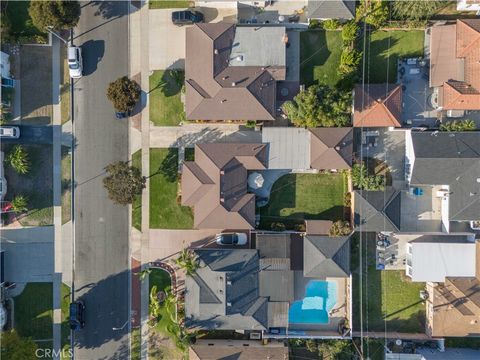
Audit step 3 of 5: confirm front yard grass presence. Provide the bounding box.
[132,150,142,231]
[60,46,71,125]
[150,148,193,229]
[300,30,343,87]
[149,0,193,9]
[14,283,53,340]
[149,70,185,126]
[61,146,71,224]
[60,283,71,354]
[352,233,426,334]
[364,30,424,84]
[259,173,346,229]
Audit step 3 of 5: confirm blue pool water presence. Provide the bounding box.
[288,280,337,324]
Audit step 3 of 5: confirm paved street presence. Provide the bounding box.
[73,2,130,359]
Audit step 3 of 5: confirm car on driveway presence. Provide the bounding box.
[171,10,204,26]
[67,46,83,79]
[215,232,248,246]
[69,301,86,330]
[0,126,20,139]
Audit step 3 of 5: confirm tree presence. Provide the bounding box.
[305,339,318,353]
[322,19,341,30]
[341,21,359,44]
[440,119,476,131]
[356,0,389,28]
[149,285,162,321]
[106,76,141,112]
[351,164,385,190]
[329,220,352,237]
[338,48,362,75]
[318,340,354,360]
[0,330,38,360]
[103,161,146,205]
[29,1,81,30]
[282,85,351,128]
[174,248,199,275]
[11,195,28,213]
[391,0,444,21]
[7,145,30,175]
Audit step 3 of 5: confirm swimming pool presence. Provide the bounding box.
[288,280,337,324]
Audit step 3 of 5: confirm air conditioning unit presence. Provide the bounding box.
[250,332,262,340]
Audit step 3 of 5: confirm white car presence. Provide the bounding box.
[215,232,248,246]
[0,126,20,138]
[68,46,83,78]
[0,152,6,201]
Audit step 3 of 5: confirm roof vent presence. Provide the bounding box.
[231,82,236,87]
[220,197,225,203]
[235,55,243,61]
[476,178,480,183]
[214,49,219,55]
[221,99,227,103]
[335,146,341,151]
[227,280,232,285]
[227,302,232,306]
[222,76,228,80]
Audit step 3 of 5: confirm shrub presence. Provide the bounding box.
[344,192,351,207]
[352,164,385,190]
[103,161,146,205]
[244,120,256,129]
[106,76,141,112]
[7,145,31,175]
[11,195,28,213]
[341,21,359,44]
[322,19,341,30]
[338,48,362,75]
[29,1,81,30]
[270,222,286,232]
[305,339,318,353]
[329,220,352,237]
[440,120,476,132]
[308,19,322,29]
[294,223,306,232]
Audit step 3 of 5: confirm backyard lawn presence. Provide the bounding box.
[364,30,424,84]
[132,150,142,231]
[150,148,193,229]
[149,70,185,126]
[149,0,193,9]
[259,173,346,229]
[300,30,343,88]
[352,233,426,334]
[14,283,53,340]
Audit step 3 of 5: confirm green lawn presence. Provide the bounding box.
[150,148,193,229]
[14,283,53,339]
[149,0,193,9]
[132,150,142,231]
[149,70,185,126]
[352,233,426,333]
[3,0,48,42]
[364,30,424,83]
[300,30,343,87]
[259,173,345,229]
[60,283,71,355]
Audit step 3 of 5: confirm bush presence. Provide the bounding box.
[7,145,31,175]
[294,223,306,232]
[244,120,256,129]
[356,0,388,28]
[342,21,359,44]
[322,19,341,30]
[308,19,322,29]
[305,339,318,353]
[11,195,28,213]
[352,164,385,190]
[344,192,351,207]
[329,220,352,237]
[29,1,81,30]
[338,48,362,75]
[440,120,476,132]
[106,76,141,112]
[270,222,286,232]
[103,161,146,205]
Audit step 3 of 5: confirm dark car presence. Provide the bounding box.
[115,110,131,119]
[69,301,85,330]
[171,10,204,26]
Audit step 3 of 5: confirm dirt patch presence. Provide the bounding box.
[149,331,182,360]
[20,45,52,125]
[2,143,53,226]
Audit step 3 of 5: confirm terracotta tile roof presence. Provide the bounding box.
[442,81,480,110]
[181,143,267,229]
[309,127,353,169]
[353,84,402,127]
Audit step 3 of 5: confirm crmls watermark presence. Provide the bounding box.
[35,348,74,359]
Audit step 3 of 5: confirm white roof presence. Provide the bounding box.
[262,127,310,170]
[410,241,476,282]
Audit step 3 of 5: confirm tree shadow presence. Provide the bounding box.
[300,30,329,87]
[81,39,105,76]
[150,70,184,97]
[150,148,178,183]
[91,1,129,20]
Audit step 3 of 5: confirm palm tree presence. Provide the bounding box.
[135,268,151,281]
[11,195,28,213]
[7,145,30,175]
[174,249,199,275]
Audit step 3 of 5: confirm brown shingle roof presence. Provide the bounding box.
[185,23,285,121]
[353,84,402,127]
[309,127,353,170]
[181,143,267,229]
[189,341,289,360]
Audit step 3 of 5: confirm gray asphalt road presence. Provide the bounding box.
[72,2,130,359]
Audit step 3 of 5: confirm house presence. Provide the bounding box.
[181,143,267,229]
[189,340,289,360]
[307,0,356,21]
[309,128,353,170]
[406,131,480,233]
[429,20,480,114]
[185,233,352,337]
[353,84,403,128]
[185,23,287,121]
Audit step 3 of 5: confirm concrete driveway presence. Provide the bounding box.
[0,227,54,283]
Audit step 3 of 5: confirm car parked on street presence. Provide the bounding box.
[0,152,6,201]
[171,10,204,26]
[215,232,248,246]
[69,301,86,330]
[68,46,83,79]
[0,126,20,139]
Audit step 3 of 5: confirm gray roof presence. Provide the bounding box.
[410,132,480,221]
[259,270,294,302]
[262,127,311,170]
[303,235,350,278]
[185,249,268,331]
[256,233,291,259]
[354,188,402,232]
[307,0,356,20]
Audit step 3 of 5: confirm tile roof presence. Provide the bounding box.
[185,23,286,121]
[353,84,402,127]
[309,127,353,170]
[181,143,267,229]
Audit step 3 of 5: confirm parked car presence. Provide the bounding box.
[67,46,83,79]
[171,10,204,26]
[0,152,6,201]
[0,126,20,139]
[215,232,248,246]
[69,301,86,330]
[115,110,131,119]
